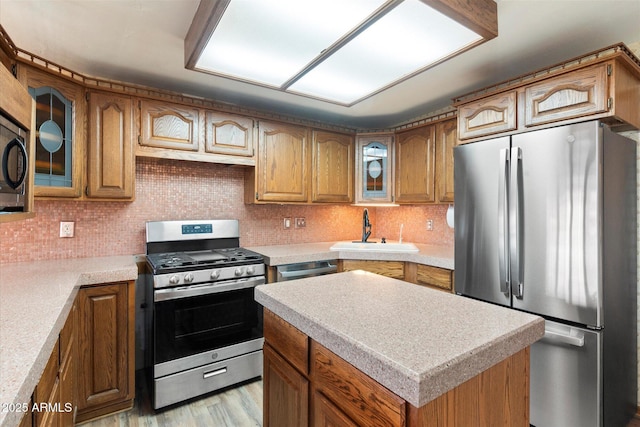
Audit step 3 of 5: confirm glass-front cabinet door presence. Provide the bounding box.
[355,134,394,204]
[25,68,84,197]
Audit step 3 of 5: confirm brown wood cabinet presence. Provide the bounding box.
[394,117,456,204]
[139,99,199,151]
[435,118,456,203]
[86,91,135,199]
[311,130,354,203]
[76,281,135,423]
[456,47,640,142]
[457,91,517,140]
[25,301,77,427]
[204,111,254,157]
[264,309,531,427]
[405,264,454,292]
[22,66,86,199]
[246,121,309,203]
[524,62,609,127]
[340,259,405,279]
[354,134,395,204]
[395,125,435,203]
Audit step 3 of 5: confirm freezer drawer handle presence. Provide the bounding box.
[544,329,585,347]
[203,367,227,379]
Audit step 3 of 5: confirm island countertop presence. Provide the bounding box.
[255,270,544,407]
[0,256,138,427]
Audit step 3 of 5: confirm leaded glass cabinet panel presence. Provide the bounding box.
[354,134,394,204]
[25,68,84,197]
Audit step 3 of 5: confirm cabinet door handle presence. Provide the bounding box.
[203,367,227,379]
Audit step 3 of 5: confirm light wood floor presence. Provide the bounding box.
[78,374,263,427]
[76,372,640,427]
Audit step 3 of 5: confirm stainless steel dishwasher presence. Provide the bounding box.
[275,260,338,282]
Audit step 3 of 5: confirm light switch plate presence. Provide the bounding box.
[60,221,74,238]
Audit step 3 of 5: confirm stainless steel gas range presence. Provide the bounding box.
[145,219,264,409]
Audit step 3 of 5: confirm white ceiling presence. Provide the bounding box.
[1,0,639,130]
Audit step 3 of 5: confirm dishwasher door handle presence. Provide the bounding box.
[278,264,337,279]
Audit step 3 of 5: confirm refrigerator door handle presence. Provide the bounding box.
[510,146,524,298]
[498,148,510,295]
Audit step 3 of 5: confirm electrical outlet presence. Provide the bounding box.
[426,219,434,231]
[295,217,306,228]
[60,221,75,238]
[283,217,292,229]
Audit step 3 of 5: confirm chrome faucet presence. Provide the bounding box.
[361,208,372,242]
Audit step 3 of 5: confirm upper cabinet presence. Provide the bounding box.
[24,67,85,198]
[205,111,254,157]
[354,134,394,204]
[86,91,135,199]
[311,130,353,203]
[455,47,640,142]
[139,100,199,151]
[457,91,517,140]
[136,100,255,166]
[395,126,435,203]
[247,121,309,203]
[394,117,456,205]
[435,118,456,203]
[524,63,609,127]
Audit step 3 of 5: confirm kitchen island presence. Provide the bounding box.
[255,270,544,426]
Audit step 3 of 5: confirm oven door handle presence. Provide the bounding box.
[154,276,265,302]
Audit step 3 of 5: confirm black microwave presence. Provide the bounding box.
[0,114,28,212]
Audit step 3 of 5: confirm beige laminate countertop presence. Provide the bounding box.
[0,256,138,427]
[255,271,544,407]
[247,241,454,269]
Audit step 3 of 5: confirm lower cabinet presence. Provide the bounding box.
[76,281,135,423]
[339,260,454,292]
[23,300,77,427]
[21,281,135,426]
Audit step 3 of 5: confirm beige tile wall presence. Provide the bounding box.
[0,157,453,264]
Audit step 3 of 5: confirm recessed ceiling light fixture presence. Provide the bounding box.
[185,0,497,106]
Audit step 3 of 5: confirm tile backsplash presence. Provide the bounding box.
[0,157,453,264]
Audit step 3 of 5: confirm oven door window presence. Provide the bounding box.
[154,286,262,364]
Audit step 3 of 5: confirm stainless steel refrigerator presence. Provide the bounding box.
[454,120,637,427]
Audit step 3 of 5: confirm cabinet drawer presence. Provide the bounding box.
[458,91,517,140]
[311,342,406,427]
[313,390,358,427]
[415,265,453,292]
[340,260,404,279]
[524,63,609,127]
[264,309,309,375]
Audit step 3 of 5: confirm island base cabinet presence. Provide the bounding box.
[76,281,135,423]
[407,347,530,427]
[263,309,531,427]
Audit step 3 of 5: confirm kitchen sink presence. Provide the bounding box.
[329,241,419,253]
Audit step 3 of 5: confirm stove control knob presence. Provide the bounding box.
[169,275,180,285]
[210,270,220,280]
[184,273,195,283]
[234,267,245,277]
[246,266,255,275]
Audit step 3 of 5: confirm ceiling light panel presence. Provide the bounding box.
[195,0,388,87]
[287,0,483,104]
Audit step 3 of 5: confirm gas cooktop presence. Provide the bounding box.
[147,247,264,274]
